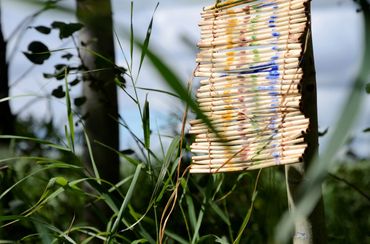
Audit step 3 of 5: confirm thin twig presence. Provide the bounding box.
[329,173,370,202]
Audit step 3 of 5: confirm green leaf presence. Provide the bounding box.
[115,74,126,89]
[153,136,180,202]
[366,83,370,93]
[61,53,74,60]
[55,176,68,187]
[0,135,71,152]
[23,41,51,64]
[74,96,86,107]
[132,239,148,244]
[120,149,135,155]
[364,127,370,133]
[233,191,258,244]
[69,78,80,86]
[51,86,66,98]
[108,164,143,240]
[34,25,51,34]
[84,131,100,182]
[164,230,188,244]
[142,96,150,149]
[51,21,83,39]
[65,76,75,152]
[138,2,159,75]
[209,201,231,226]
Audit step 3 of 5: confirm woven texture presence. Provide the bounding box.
[190,0,310,173]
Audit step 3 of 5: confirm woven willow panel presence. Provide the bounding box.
[190,0,309,173]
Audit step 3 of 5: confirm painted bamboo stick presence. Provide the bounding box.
[197,43,302,58]
[197,61,299,75]
[196,86,300,98]
[198,79,301,92]
[198,27,305,48]
[190,113,307,131]
[196,49,301,63]
[197,54,301,68]
[195,71,302,81]
[201,6,305,22]
[190,110,302,125]
[189,157,301,173]
[197,33,304,53]
[200,15,306,36]
[196,92,300,105]
[196,94,301,105]
[192,145,306,160]
[198,106,301,119]
[191,116,308,132]
[190,113,305,128]
[191,141,306,155]
[197,68,303,81]
[200,13,307,31]
[190,122,307,137]
[197,57,299,71]
[191,149,305,165]
[193,126,306,142]
[196,50,301,64]
[191,141,306,151]
[197,98,300,108]
[199,75,302,85]
[194,137,304,147]
[202,0,308,12]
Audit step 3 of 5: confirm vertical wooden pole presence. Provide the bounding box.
[0,3,15,143]
[76,0,120,231]
[285,1,327,243]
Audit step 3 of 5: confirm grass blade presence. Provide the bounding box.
[64,70,75,153]
[233,169,262,243]
[84,131,100,183]
[137,2,159,76]
[107,163,143,241]
[143,95,150,149]
[130,1,134,70]
[153,136,180,201]
[0,135,70,152]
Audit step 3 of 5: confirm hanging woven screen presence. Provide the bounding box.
[189,0,310,173]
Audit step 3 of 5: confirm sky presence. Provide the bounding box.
[2,0,369,157]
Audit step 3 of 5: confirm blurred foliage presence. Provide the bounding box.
[0,0,370,243]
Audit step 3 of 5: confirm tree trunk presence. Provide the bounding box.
[0,4,15,143]
[285,1,327,243]
[76,0,120,229]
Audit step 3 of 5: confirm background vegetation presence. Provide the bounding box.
[0,0,369,243]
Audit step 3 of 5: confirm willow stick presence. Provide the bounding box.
[203,0,307,12]
[195,67,303,78]
[200,15,306,35]
[201,7,306,22]
[198,28,304,48]
[197,33,304,52]
[197,43,302,58]
[200,15,307,36]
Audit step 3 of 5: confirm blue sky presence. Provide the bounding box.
[2,0,369,156]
